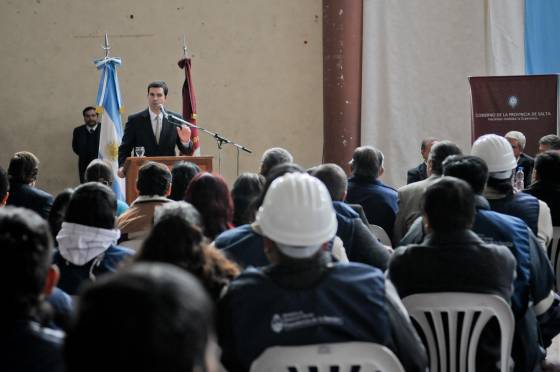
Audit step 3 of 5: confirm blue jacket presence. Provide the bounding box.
[488,191,540,236]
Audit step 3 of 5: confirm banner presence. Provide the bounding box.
[469,75,558,156]
[95,57,125,201]
[178,57,200,155]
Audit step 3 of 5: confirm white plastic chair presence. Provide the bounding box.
[369,224,392,247]
[548,226,560,290]
[249,342,405,372]
[402,292,514,372]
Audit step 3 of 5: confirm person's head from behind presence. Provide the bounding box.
[260,147,294,178]
[471,134,517,194]
[65,182,116,229]
[422,177,475,234]
[8,151,40,185]
[153,201,202,227]
[48,188,73,240]
[2,207,58,319]
[350,146,384,179]
[85,159,114,186]
[185,173,233,240]
[137,161,172,197]
[231,173,265,226]
[505,131,526,159]
[539,134,560,153]
[256,173,337,264]
[311,163,347,202]
[0,166,9,206]
[534,150,560,184]
[421,137,438,162]
[65,263,217,372]
[427,140,463,176]
[169,161,201,201]
[442,155,488,195]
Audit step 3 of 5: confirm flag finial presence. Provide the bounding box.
[102,33,111,58]
[182,34,189,58]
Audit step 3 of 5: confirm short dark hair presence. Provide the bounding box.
[429,141,463,175]
[0,166,9,199]
[147,81,169,96]
[85,159,114,186]
[65,182,116,229]
[351,146,384,178]
[8,151,40,184]
[82,106,97,116]
[169,161,201,201]
[421,137,438,151]
[534,150,560,184]
[260,148,294,178]
[539,134,560,150]
[1,207,53,318]
[48,188,74,240]
[65,263,214,372]
[231,173,265,226]
[422,177,475,232]
[311,163,347,201]
[442,155,488,195]
[137,162,172,196]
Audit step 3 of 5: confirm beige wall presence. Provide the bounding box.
[0,0,323,195]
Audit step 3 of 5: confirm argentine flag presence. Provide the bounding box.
[95,57,125,201]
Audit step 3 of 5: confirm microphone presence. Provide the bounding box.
[159,104,169,119]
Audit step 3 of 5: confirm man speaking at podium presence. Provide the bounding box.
[118,81,193,177]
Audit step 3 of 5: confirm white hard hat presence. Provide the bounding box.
[471,134,517,176]
[255,173,337,258]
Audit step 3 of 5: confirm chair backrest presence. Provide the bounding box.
[249,342,405,372]
[548,226,560,290]
[402,292,514,372]
[369,224,392,247]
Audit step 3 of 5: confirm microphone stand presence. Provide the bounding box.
[161,108,252,175]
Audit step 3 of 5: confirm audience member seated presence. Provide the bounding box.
[6,151,53,219]
[524,151,560,227]
[185,172,234,241]
[389,177,517,372]
[472,134,552,247]
[2,207,64,372]
[218,173,428,372]
[311,163,390,268]
[85,159,128,216]
[65,263,218,372]
[231,172,265,226]
[345,146,398,241]
[53,182,134,295]
[539,134,560,153]
[0,165,9,206]
[505,130,534,188]
[400,155,560,372]
[214,163,347,267]
[48,188,73,244]
[406,137,437,184]
[393,140,462,242]
[117,161,172,249]
[169,160,200,201]
[259,147,293,178]
[136,202,240,302]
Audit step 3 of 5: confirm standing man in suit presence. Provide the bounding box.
[406,137,437,184]
[117,81,193,177]
[72,106,101,183]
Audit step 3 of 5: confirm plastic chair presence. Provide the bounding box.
[548,226,560,290]
[249,342,405,372]
[369,224,392,247]
[402,292,514,372]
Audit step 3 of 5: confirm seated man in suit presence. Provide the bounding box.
[118,81,193,178]
[505,130,533,188]
[406,137,437,184]
[6,151,53,220]
[538,134,560,153]
[218,173,427,372]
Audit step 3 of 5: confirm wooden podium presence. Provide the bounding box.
[123,156,213,204]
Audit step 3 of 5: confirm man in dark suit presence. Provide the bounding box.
[72,106,101,183]
[6,151,53,220]
[506,131,533,188]
[406,137,437,184]
[118,81,193,177]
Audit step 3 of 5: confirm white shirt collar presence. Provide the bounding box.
[149,108,162,121]
[87,124,99,132]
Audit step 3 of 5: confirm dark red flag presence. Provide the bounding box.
[178,57,200,154]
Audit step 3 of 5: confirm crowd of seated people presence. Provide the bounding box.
[4,132,560,372]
